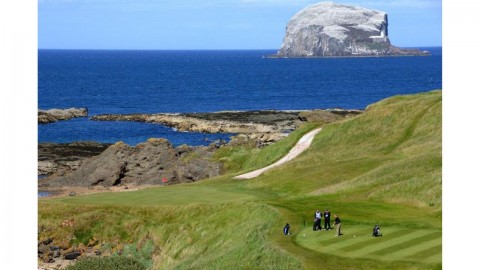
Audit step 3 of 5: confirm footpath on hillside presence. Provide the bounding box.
[234,128,322,179]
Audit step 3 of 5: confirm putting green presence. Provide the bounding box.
[295,225,441,264]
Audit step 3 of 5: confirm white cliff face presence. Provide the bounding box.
[277,2,426,57]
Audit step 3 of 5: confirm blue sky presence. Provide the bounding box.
[38,0,442,49]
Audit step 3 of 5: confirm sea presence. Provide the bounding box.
[38,48,442,146]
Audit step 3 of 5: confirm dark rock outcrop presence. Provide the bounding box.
[64,252,81,260]
[276,2,429,57]
[38,107,88,124]
[38,142,111,175]
[39,138,222,187]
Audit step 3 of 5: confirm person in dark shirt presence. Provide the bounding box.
[283,223,290,235]
[333,214,342,236]
[323,209,331,230]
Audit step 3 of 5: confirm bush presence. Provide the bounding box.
[65,256,146,270]
[66,240,154,270]
[121,240,155,269]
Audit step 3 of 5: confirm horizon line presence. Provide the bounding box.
[38,46,442,51]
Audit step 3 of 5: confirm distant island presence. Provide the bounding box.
[274,1,430,57]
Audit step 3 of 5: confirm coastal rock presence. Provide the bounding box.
[38,142,111,175]
[64,252,81,260]
[53,250,61,258]
[91,110,361,135]
[38,107,88,124]
[38,161,58,175]
[276,2,429,57]
[40,138,222,187]
[42,238,53,246]
[90,110,337,145]
[90,109,363,147]
[38,243,50,255]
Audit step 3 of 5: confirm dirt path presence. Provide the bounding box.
[234,127,322,179]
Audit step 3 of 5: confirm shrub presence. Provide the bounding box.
[66,240,154,270]
[65,256,146,270]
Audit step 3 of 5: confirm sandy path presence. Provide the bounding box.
[234,127,322,179]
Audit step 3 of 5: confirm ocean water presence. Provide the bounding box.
[38,48,442,146]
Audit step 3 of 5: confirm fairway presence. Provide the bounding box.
[296,225,441,264]
[51,185,258,206]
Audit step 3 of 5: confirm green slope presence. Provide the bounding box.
[244,90,442,207]
[39,90,442,270]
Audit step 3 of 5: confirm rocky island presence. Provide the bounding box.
[275,1,429,57]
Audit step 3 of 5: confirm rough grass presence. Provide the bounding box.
[39,202,302,269]
[50,185,259,206]
[213,123,320,174]
[65,256,147,270]
[39,90,442,269]
[245,90,442,208]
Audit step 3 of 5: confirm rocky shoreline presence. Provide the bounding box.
[90,109,361,135]
[38,108,88,124]
[38,109,362,191]
[37,234,129,270]
[90,110,302,134]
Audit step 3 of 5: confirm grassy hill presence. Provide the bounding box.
[39,90,442,269]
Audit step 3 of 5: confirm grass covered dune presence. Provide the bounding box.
[39,90,442,270]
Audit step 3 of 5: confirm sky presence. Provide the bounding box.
[38,0,442,50]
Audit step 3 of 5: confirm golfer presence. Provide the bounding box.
[333,214,342,236]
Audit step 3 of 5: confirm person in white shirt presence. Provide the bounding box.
[314,209,322,230]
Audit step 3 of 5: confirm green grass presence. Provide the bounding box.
[213,122,320,174]
[39,202,302,269]
[51,185,259,206]
[39,90,442,269]
[66,256,147,270]
[296,225,441,263]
